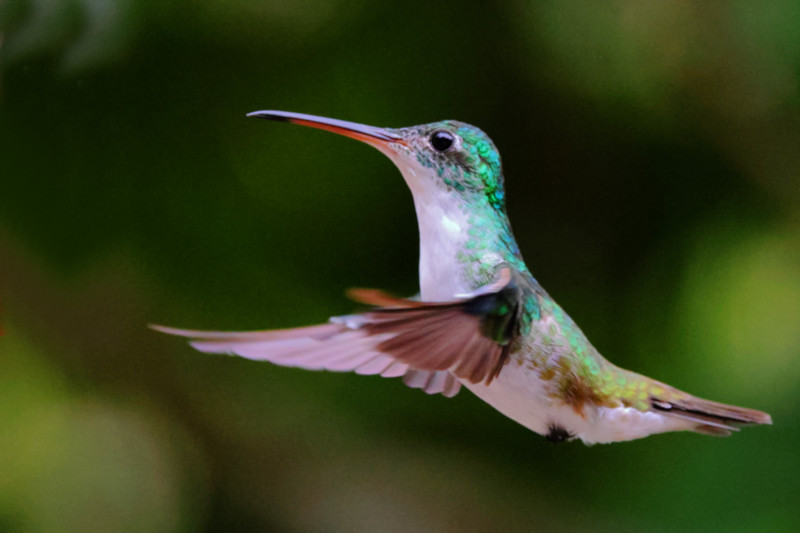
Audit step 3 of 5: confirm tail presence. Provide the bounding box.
[651,393,772,437]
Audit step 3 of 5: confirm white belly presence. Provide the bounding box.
[461,362,554,437]
[461,361,689,444]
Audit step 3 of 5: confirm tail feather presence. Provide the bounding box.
[652,395,772,437]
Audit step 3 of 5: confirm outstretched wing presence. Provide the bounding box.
[152,267,525,397]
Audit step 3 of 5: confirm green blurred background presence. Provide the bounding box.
[1,1,799,531]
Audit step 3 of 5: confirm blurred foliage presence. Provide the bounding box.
[1,0,799,531]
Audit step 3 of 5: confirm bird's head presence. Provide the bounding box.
[248,111,506,211]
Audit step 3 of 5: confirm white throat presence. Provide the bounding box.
[391,157,472,301]
[412,191,472,301]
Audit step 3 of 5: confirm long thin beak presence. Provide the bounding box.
[247,110,405,148]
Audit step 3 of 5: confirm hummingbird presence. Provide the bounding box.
[153,111,772,444]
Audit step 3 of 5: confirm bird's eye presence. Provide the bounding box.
[429,130,455,152]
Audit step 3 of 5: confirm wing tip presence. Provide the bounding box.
[149,323,189,336]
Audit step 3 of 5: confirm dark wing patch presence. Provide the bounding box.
[363,305,507,384]
[354,266,525,385]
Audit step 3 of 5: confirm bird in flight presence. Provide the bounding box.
[153,111,771,444]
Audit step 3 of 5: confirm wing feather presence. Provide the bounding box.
[153,266,523,397]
